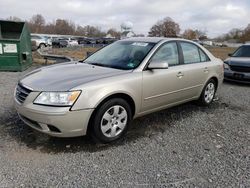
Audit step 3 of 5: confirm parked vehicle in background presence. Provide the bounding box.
[67,38,79,46]
[202,40,213,46]
[52,38,68,48]
[31,35,49,49]
[224,44,250,83]
[103,38,117,44]
[192,39,203,46]
[77,38,88,44]
[78,38,96,45]
[44,36,52,46]
[14,37,223,143]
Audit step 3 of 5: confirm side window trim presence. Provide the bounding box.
[144,41,181,70]
[176,41,184,65]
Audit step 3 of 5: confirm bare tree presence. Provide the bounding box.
[29,14,46,33]
[148,17,180,37]
[194,29,208,40]
[42,23,56,34]
[182,29,197,40]
[240,24,250,43]
[75,25,85,36]
[107,28,121,38]
[54,19,75,35]
[82,25,105,37]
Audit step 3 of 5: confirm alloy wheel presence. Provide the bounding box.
[204,82,215,103]
[100,105,128,138]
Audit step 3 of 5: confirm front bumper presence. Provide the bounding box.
[14,91,94,137]
[224,69,250,83]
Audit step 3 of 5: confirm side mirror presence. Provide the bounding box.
[148,60,169,69]
[228,53,232,57]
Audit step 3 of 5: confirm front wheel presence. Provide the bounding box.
[39,43,46,49]
[90,98,132,143]
[198,79,216,106]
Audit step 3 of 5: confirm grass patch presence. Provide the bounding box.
[207,47,236,60]
[33,46,238,64]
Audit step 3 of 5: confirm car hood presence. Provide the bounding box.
[20,62,131,91]
[225,57,250,67]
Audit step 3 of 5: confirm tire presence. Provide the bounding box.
[39,43,46,49]
[90,98,132,143]
[198,79,216,106]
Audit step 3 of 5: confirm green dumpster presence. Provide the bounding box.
[0,20,32,71]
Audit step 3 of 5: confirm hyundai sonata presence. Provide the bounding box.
[15,37,223,143]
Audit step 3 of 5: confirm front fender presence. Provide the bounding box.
[71,72,142,114]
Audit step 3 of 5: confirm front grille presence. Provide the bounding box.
[15,83,32,103]
[230,65,250,73]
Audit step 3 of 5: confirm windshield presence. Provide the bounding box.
[232,46,250,57]
[84,41,156,70]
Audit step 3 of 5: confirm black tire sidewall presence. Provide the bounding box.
[91,98,132,143]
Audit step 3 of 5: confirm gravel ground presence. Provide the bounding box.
[0,65,249,188]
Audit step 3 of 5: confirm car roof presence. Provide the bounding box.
[121,37,193,44]
[122,37,165,43]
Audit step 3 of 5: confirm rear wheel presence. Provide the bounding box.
[90,98,132,143]
[198,79,216,106]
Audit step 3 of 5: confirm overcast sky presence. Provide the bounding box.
[0,0,249,37]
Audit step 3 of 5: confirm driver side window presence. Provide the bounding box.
[151,42,179,66]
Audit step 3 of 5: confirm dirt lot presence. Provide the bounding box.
[207,47,236,60]
[49,47,99,60]
[47,46,236,61]
[0,60,249,187]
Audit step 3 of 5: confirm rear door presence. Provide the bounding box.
[177,41,211,97]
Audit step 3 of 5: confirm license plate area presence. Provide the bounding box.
[234,73,244,79]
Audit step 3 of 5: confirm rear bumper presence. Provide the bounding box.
[15,98,94,137]
[224,69,250,83]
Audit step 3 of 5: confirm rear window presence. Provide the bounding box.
[180,42,210,64]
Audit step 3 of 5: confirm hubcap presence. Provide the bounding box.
[101,105,128,138]
[204,82,215,103]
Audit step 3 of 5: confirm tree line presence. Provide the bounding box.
[6,15,250,42]
[148,17,207,40]
[6,15,121,38]
[215,26,250,43]
[5,15,206,39]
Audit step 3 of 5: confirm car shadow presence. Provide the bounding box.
[223,80,250,87]
[3,101,222,154]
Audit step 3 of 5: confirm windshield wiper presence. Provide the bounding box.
[87,62,109,68]
[84,61,125,70]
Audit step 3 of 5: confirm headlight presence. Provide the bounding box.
[224,63,230,69]
[34,91,81,106]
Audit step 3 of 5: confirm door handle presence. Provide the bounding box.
[204,67,209,73]
[177,72,184,78]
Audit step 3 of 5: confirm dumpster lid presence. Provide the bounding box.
[0,20,25,40]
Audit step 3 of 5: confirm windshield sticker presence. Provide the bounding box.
[132,42,148,47]
[127,63,135,68]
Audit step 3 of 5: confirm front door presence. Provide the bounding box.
[142,42,184,112]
